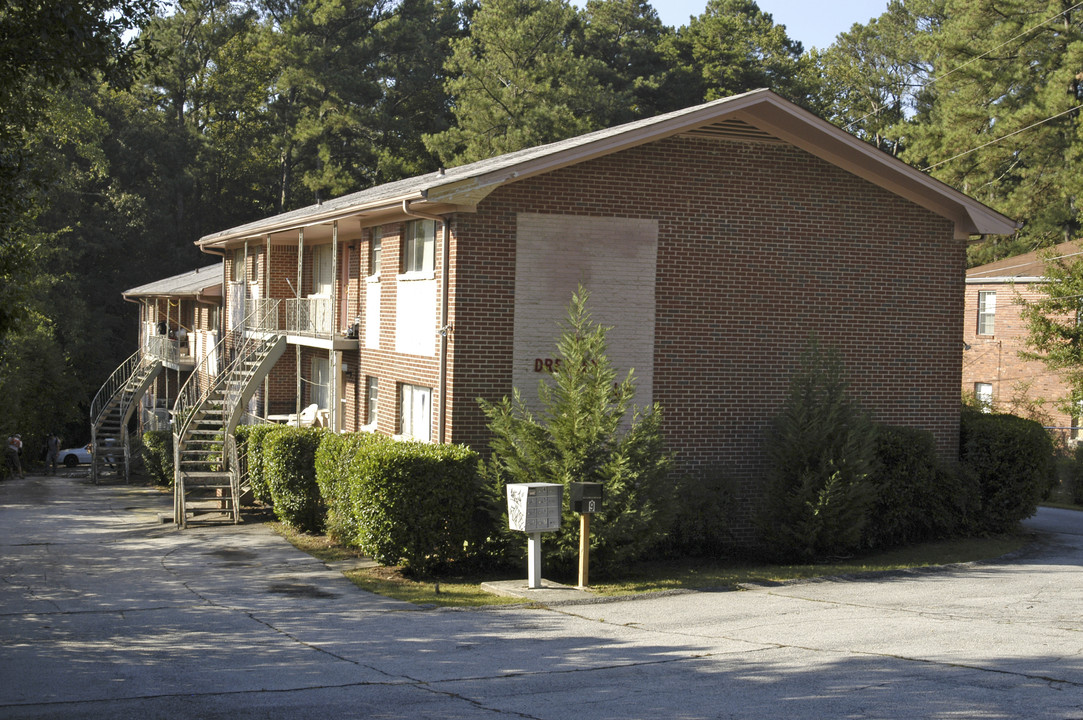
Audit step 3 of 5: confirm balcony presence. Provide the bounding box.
[145,333,194,370]
[245,297,356,350]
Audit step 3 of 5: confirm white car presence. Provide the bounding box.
[59,439,118,467]
[59,445,92,467]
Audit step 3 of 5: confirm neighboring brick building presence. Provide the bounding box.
[121,265,223,430]
[963,241,1083,435]
[187,89,1015,534]
[89,266,222,482]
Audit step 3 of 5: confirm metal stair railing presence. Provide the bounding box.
[90,350,141,428]
[173,298,282,443]
[172,300,281,510]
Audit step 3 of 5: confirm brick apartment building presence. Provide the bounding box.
[963,240,1083,435]
[148,89,1015,529]
[121,265,223,428]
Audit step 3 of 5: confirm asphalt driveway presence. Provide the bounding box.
[2,473,1082,719]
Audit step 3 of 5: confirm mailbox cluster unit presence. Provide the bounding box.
[507,483,563,532]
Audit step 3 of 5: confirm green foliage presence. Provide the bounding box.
[1069,443,1083,505]
[897,0,1083,249]
[425,0,613,166]
[864,425,974,549]
[141,430,174,487]
[758,337,877,561]
[316,433,481,572]
[234,424,279,504]
[806,1,924,154]
[960,409,1056,533]
[264,426,326,532]
[665,470,737,556]
[313,431,383,545]
[1018,249,1083,419]
[670,0,808,104]
[479,286,673,574]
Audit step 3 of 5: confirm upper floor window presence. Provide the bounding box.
[312,244,333,295]
[370,232,382,277]
[231,248,244,283]
[977,290,996,335]
[402,219,435,275]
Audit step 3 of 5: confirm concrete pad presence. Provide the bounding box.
[480,577,595,604]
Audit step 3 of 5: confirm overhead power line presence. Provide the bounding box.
[921,105,1083,171]
[843,2,1083,172]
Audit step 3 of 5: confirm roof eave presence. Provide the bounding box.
[197,191,429,249]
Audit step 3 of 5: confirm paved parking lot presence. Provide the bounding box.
[2,473,1082,719]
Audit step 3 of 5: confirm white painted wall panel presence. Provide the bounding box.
[364,281,381,349]
[513,213,657,414]
[396,277,437,356]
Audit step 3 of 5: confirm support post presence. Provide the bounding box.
[578,513,591,589]
[527,532,543,589]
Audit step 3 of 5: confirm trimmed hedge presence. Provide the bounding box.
[314,432,383,545]
[264,426,326,532]
[864,426,974,549]
[960,409,1055,533]
[142,430,173,487]
[315,433,481,571]
[235,424,279,505]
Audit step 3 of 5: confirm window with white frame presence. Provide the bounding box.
[231,248,245,282]
[975,382,993,412]
[311,356,329,410]
[401,219,435,274]
[369,233,382,277]
[311,244,333,296]
[399,383,431,442]
[977,290,996,335]
[366,376,378,427]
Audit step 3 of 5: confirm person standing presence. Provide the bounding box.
[6,435,23,479]
[46,433,60,475]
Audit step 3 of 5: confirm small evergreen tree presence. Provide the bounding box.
[479,286,672,574]
[758,337,877,561]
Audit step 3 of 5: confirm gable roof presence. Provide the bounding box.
[966,240,1083,284]
[122,265,222,300]
[198,89,1018,249]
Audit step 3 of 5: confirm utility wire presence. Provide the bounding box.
[843,3,1082,132]
[842,2,1083,170]
[922,105,1082,171]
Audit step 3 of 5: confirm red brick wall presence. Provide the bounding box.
[446,136,963,536]
[962,281,1073,430]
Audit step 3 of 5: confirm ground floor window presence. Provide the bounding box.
[974,382,993,412]
[399,383,431,442]
[366,376,378,427]
[311,356,329,409]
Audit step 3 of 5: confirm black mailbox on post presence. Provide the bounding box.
[569,482,604,514]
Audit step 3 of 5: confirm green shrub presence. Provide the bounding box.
[864,426,971,549]
[314,432,383,545]
[235,424,278,505]
[960,409,1055,533]
[666,469,737,556]
[478,287,673,575]
[264,426,326,532]
[348,438,481,572]
[141,430,174,486]
[1070,444,1083,505]
[757,338,877,561]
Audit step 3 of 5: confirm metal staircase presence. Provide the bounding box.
[90,351,163,483]
[173,302,284,527]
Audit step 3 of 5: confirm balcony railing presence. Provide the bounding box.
[145,334,179,366]
[246,297,332,337]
